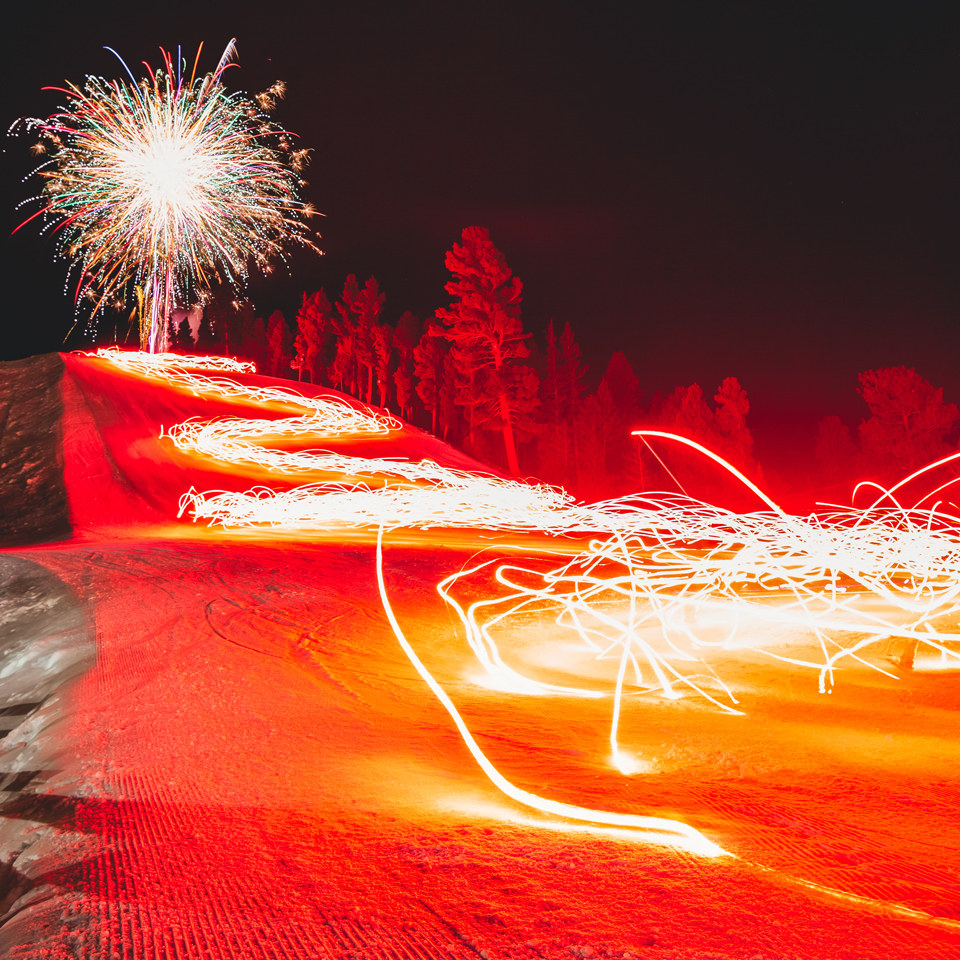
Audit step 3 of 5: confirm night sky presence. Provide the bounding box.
[1,1,956,456]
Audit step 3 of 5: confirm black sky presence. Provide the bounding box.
[1,1,956,443]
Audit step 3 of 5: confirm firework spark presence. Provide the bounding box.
[15,42,320,351]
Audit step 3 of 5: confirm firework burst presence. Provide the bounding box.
[14,41,320,351]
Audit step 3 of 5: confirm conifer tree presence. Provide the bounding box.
[538,320,564,480]
[574,392,606,498]
[713,376,754,469]
[195,311,218,354]
[174,315,194,351]
[414,320,447,435]
[328,332,355,394]
[372,322,393,409]
[858,367,958,477]
[596,352,641,484]
[393,311,420,422]
[661,383,714,443]
[294,290,332,384]
[815,415,859,484]
[333,276,385,403]
[266,310,293,378]
[439,350,459,443]
[558,322,587,481]
[164,316,177,353]
[239,315,268,371]
[435,226,539,474]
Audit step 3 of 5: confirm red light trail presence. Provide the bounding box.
[89,347,960,862]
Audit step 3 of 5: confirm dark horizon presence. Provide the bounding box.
[2,1,956,459]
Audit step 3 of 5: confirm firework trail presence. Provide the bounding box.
[14,42,319,350]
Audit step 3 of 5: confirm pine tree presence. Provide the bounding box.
[165,317,177,353]
[439,350,459,443]
[393,311,420,422]
[452,343,485,453]
[294,290,333,384]
[328,333,355,394]
[175,315,194,351]
[596,352,641,486]
[238,315,268,371]
[858,367,958,477]
[266,310,293,378]
[372,321,393,409]
[558,322,586,473]
[713,376,754,470]
[413,321,447,435]
[203,288,245,356]
[537,320,564,481]
[334,276,385,403]
[195,311,218,354]
[574,393,607,499]
[815,415,859,484]
[435,226,539,474]
[661,383,714,443]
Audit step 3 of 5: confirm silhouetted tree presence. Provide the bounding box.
[266,310,293,378]
[858,366,958,478]
[393,311,420,422]
[204,294,253,358]
[414,320,447,435]
[372,321,393,409]
[195,311,218,353]
[815,415,859,484]
[538,320,565,481]
[713,376,754,469]
[435,227,539,474]
[175,316,194,351]
[238,315,268,371]
[294,290,333,384]
[599,352,641,480]
[332,275,385,403]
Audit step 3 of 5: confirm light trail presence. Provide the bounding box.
[375,527,728,857]
[91,347,960,848]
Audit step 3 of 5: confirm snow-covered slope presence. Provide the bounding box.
[0,353,958,960]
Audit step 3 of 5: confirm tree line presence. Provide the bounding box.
[168,227,757,499]
[166,226,957,500]
[816,367,959,489]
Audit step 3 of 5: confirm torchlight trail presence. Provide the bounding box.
[91,348,960,848]
[13,43,319,351]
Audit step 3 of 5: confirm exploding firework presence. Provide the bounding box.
[14,42,319,351]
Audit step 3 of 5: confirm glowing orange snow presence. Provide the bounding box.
[90,347,960,854]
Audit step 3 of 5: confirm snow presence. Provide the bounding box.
[0,352,957,958]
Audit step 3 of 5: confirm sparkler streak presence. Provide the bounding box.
[91,348,960,848]
[374,527,728,856]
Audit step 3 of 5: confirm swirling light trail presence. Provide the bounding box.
[90,348,960,849]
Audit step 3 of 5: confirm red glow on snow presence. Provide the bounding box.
[85,350,960,836]
[15,347,958,957]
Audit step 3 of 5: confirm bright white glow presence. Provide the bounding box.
[375,527,728,857]
[90,348,960,851]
